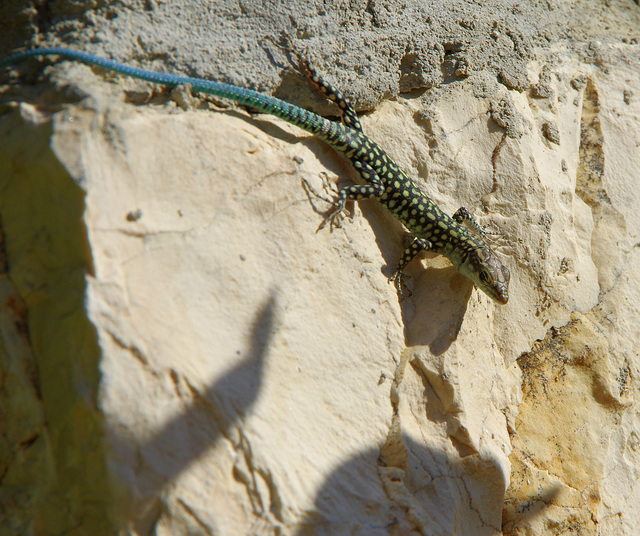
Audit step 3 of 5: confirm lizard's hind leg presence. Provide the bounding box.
[303,61,362,132]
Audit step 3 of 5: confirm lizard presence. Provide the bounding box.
[0,47,510,304]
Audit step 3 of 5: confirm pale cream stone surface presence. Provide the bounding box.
[503,45,640,535]
[1,40,640,536]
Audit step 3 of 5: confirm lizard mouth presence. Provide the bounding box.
[492,287,509,304]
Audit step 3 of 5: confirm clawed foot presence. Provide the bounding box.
[318,204,347,231]
[301,177,347,232]
[388,270,412,300]
[481,229,502,244]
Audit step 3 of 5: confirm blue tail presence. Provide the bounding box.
[1,48,341,140]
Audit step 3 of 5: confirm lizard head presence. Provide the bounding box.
[458,246,510,304]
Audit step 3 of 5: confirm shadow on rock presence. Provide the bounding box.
[109,291,276,532]
[293,434,509,536]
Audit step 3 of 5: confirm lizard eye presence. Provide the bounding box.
[479,270,489,284]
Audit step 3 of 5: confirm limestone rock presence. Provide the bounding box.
[2,3,640,535]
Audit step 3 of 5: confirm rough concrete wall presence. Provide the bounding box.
[1,1,640,535]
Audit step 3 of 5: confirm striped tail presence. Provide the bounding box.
[1,48,341,140]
